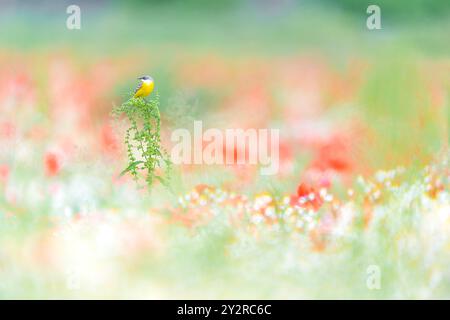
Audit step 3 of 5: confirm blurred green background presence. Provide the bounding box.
[0,0,448,299]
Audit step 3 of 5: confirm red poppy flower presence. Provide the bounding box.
[295,182,323,211]
[44,152,61,176]
[100,123,119,154]
[297,182,313,198]
[0,165,9,185]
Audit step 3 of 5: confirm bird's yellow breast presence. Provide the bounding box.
[134,80,154,98]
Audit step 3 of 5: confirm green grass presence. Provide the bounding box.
[0,1,448,299]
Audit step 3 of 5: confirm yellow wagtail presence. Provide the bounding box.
[134,75,154,98]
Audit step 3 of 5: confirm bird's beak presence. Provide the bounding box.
[137,77,143,80]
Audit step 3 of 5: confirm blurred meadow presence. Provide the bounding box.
[0,0,449,298]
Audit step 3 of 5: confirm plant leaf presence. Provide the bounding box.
[120,161,144,176]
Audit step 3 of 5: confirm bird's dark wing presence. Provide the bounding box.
[134,82,143,94]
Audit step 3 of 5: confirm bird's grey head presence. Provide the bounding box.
[138,75,153,82]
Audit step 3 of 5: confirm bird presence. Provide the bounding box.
[133,75,154,98]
